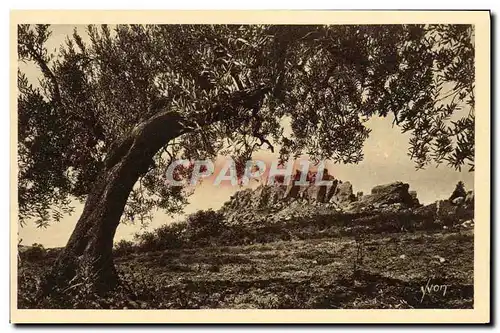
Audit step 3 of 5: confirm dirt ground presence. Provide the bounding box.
[18,225,473,309]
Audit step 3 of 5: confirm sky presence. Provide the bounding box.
[17,25,474,248]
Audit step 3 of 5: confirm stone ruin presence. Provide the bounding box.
[220,176,473,227]
[222,176,422,216]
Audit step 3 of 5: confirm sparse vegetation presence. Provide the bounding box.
[19,209,474,309]
[127,207,462,253]
[113,240,135,257]
[19,243,46,261]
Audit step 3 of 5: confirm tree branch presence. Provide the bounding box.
[254,134,275,153]
[104,84,272,170]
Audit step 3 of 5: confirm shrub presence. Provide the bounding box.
[154,222,186,250]
[113,239,136,257]
[135,221,188,252]
[135,231,158,252]
[19,243,46,262]
[185,209,226,241]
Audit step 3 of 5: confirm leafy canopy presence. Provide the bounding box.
[17,24,474,227]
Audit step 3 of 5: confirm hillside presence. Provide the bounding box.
[18,180,474,309]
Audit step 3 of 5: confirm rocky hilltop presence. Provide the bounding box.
[220,178,474,227]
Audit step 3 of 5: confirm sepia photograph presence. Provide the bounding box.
[10,10,490,324]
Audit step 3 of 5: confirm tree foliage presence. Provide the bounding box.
[17,24,475,227]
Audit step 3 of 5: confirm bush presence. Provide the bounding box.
[154,222,186,250]
[19,243,46,262]
[113,239,136,257]
[133,210,228,251]
[135,231,159,252]
[135,221,188,252]
[185,209,226,241]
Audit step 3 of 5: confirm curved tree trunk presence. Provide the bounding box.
[46,111,190,294]
[45,85,271,294]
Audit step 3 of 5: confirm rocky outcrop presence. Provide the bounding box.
[344,182,420,213]
[415,184,474,225]
[223,185,288,211]
[367,182,416,207]
[330,181,355,206]
[223,180,420,216]
[220,178,473,228]
[253,185,286,208]
[465,191,474,209]
[409,191,419,206]
[325,179,339,202]
[436,199,458,219]
[262,172,340,204]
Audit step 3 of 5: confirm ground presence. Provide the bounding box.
[18,226,473,309]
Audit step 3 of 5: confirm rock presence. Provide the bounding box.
[220,177,472,228]
[387,203,404,211]
[414,202,437,218]
[346,182,416,213]
[281,173,337,203]
[436,202,470,224]
[331,181,354,206]
[368,182,415,207]
[409,190,420,206]
[284,182,301,200]
[465,191,474,208]
[452,196,465,206]
[304,184,322,202]
[399,254,406,259]
[461,220,474,228]
[436,200,458,219]
[325,179,339,202]
[433,255,446,263]
[253,185,286,208]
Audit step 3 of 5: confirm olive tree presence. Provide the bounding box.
[17,24,474,292]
